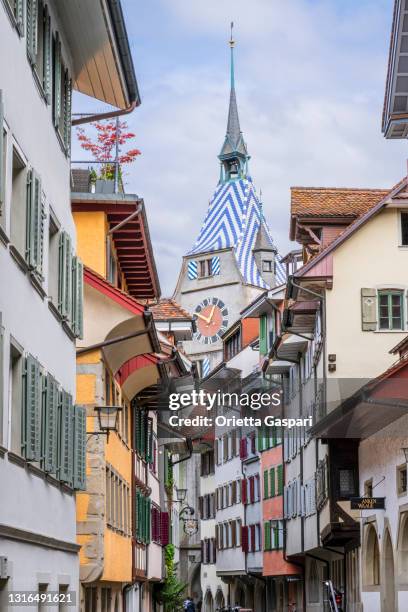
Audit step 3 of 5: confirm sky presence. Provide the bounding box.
[73,0,407,296]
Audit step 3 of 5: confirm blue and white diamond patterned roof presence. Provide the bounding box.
[188,176,286,288]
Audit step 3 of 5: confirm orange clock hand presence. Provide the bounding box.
[208,305,216,323]
[196,312,210,323]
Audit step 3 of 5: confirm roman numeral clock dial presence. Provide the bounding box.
[193,298,229,344]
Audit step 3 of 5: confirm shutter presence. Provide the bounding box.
[361,288,377,331]
[211,255,220,275]
[73,405,86,490]
[277,465,283,495]
[160,511,169,546]
[240,437,247,459]
[0,90,4,212]
[278,521,284,549]
[23,354,41,461]
[270,467,275,497]
[26,0,38,65]
[43,7,51,102]
[249,476,255,503]
[212,538,216,563]
[264,521,270,550]
[59,390,74,486]
[72,257,84,338]
[43,373,58,473]
[53,33,62,127]
[26,169,43,273]
[231,520,236,547]
[146,498,151,544]
[264,470,269,499]
[274,523,280,549]
[15,0,24,35]
[232,480,237,504]
[146,416,153,463]
[64,73,72,151]
[58,232,72,319]
[284,486,288,519]
[241,478,247,505]
[187,260,198,280]
[255,474,260,501]
[296,478,301,517]
[259,314,268,355]
[283,430,289,462]
[250,525,256,552]
[198,496,203,518]
[241,525,248,553]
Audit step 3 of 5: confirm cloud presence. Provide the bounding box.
[73,0,406,296]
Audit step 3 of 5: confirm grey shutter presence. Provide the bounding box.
[73,405,86,490]
[23,354,41,461]
[15,0,24,35]
[0,90,4,214]
[64,73,72,151]
[43,373,58,473]
[26,0,38,65]
[72,256,84,338]
[58,232,72,320]
[26,169,43,274]
[59,390,73,485]
[361,288,377,331]
[43,7,52,103]
[53,33,62,128]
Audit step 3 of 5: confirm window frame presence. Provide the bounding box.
[378,289,404,331]
[400,211,408,247]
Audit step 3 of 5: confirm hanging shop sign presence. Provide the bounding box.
[350,497,385,510]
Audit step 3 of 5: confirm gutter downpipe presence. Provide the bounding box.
[71,101,138,127]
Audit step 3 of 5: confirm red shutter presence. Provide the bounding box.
[241,525,249,552]
[240,438,247,459]
[241,478,247,504]
[160,511,169,546]
[249,476,255,503]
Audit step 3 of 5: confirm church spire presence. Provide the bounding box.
[218,23,249,183]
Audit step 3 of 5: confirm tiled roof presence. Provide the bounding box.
[148,299,192,321]
[291,187,389,218]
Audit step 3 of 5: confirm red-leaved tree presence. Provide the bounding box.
[76,120,141,181]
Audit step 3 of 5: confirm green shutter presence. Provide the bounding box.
[72,256,84,338]
[26,0,38,65]
[277,464,283,496]
[59,390,74,486]
[274,524,279,549]
[58,232,72,320]
[259,315,268,355]
[73,405,86,490]
[257,426,264,452]
[53,33,62,128]
[43,7,52,102]
[270,467,275,497]
[0,90,4,213]
[23,354,41,461]
[140,411,146,458]
[263,470,269,499]
[26,169,43,274]
[43,373,58,473]
[15,0,24,35]
[64,73,72,151]
[134,408,140,452]
[264,521,271,550]
[146,417,153,464]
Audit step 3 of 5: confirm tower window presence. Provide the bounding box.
[199,258,213,277]
[262,260,273,272]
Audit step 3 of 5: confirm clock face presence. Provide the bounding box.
[193,297,229,344]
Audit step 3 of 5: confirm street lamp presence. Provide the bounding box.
[176,488,187,503]
[87,405,122,440]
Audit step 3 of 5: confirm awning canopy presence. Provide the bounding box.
[56,0,139,108]
[265,359,293,375]
[103,315,154,375]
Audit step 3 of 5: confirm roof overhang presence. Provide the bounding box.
[383,0,408,138]
[273,334,308,363]
[264,359,293,375]
[154,320,194,342]
[283,300,319,334]
[72,194,160,299]
[56,0,139,108]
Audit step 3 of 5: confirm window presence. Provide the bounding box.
[52,33,72,150]
[133,407,154,464]
[262,260,273,272]
[224,328,241,360]
[38,584,48,611]
[106,465,131,535]
[58,585,69,612]
[135,489,151,543]
[199,258,212,277]
[84,587,97,612]
[397,464,407,495]
[401,212,408,246]
[0,92,6,230]
[10,147,28,255]
[4,0,24,33]
[378,290,404,330]
[9,340,23,454]
[48,211,60,305]
[337,468,356,499]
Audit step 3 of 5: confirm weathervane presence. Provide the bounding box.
[230,21,235,47]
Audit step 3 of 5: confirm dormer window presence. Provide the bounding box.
[262,260,273,272]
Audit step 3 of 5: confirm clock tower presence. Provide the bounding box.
[173,30,285,375]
